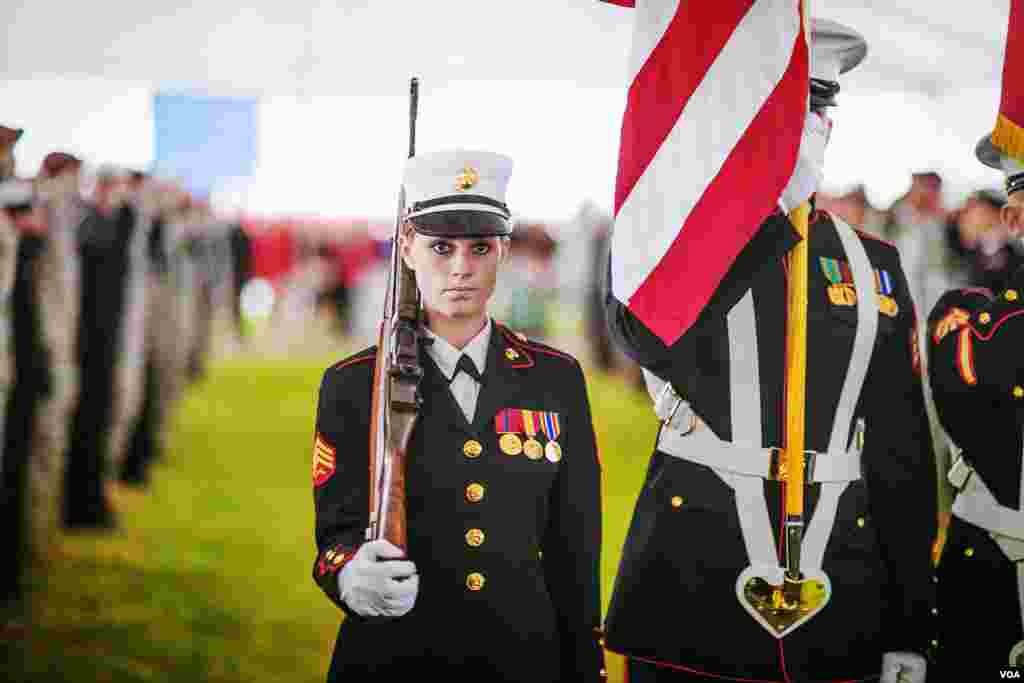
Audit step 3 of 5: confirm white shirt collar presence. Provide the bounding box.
[423,319,492,382]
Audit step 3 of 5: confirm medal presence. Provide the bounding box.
[524,439,543,460]
[539,410,562,463]
[522,410,544,460]
[499,433,523,456]
[496,408,526,456]
[545,440,562,463]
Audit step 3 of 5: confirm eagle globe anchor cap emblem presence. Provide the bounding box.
[455,165,479,191]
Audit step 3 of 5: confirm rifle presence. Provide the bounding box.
[367,77,422,551]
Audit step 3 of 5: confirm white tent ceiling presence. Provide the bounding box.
[0,1,1015,215]
[1,1,1009,96]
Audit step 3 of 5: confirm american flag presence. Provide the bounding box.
[603,0,809,344]
[992,0,1024,162]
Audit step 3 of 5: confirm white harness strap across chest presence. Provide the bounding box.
[645,216,879,633]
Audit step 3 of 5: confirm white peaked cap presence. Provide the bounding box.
[403,149,514,237]
[810,18,868,82]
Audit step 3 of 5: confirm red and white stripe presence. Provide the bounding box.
[605,0,809,345]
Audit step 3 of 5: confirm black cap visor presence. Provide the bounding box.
[409,210,512,238]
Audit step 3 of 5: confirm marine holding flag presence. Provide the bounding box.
[928,0,1024,677]
[310,149,604,681]
[600,2,936,682]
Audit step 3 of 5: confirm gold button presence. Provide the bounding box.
[931,639,939,648]
[1014,386,1024,400]
[466,572,485,591]
[1008,289,1019,302]
[965,547,975,557]
[979,312,991,324]
[505,348,520,360]
[463,440,483,458]
[466,483,485,503]
[671,496,684,508]
[466,528,486,547]
[332,553,346,566]
[856,517,866,528]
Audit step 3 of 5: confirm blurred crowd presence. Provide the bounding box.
[0,124,255,615]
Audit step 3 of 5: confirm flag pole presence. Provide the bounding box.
[782,200,811,598]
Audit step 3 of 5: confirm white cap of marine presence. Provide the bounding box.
[403,148,514,237]
[809,18,868,82]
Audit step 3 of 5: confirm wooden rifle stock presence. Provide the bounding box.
[367,77,422,551]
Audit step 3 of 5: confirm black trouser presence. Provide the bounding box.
[120,359,159,485]
[1,384,41,604]
[63,358,115,528]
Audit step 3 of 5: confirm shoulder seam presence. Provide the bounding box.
[853,227,896,249]
[496,324,577,364]
[956,287,994,300]
[331,353,376,371]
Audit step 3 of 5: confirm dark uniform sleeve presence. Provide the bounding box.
[541,361,605,682]
[13,235,52,397]
[927,276,1024,441]
[311,357,373,611]
[861,255,937,655]
[604,211,799,384]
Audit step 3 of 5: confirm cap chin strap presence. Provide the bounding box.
[810,78,840,110]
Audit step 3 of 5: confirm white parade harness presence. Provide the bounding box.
[947,446,1024,665]
[644,215,878,638]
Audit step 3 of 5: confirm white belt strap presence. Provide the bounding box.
[657,423,864,484]
[951,472,1024,544]
[948,447,1024,643]
[949,454,1024,548]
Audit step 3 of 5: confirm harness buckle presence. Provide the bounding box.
[655,381,696,435]
[948,453,973,490]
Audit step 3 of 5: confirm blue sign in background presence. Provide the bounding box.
[153,94,258,197]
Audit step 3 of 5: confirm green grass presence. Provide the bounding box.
[1,355,656,682]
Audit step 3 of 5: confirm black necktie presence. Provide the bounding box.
[454,354,483,384]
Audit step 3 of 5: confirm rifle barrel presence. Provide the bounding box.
[409,77,419,159]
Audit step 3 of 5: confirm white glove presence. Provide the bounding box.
[779,111,832,214]
[880,651,927,683]
[337,539,419,618]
